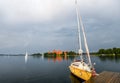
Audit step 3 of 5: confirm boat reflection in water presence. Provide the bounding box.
[70,73,94,83]
[70,73,84,83]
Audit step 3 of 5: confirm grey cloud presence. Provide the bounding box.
[0,0,120,54]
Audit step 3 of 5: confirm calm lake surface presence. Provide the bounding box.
[0,55,120,83]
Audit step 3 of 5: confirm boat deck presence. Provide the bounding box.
[86,71,120,83]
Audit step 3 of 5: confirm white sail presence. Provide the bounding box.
[25,51,28,63]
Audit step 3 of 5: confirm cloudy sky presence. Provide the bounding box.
[0,0,120,54]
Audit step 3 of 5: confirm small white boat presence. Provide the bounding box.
[25,51,28,63]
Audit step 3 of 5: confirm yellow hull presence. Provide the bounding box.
[69,65,92,81]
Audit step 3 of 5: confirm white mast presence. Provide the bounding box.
[75,0,92,67]
[75,0,83,56]
[80,16,92,67]
[75,0,83,61]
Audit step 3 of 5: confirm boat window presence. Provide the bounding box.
[72,64,79,66]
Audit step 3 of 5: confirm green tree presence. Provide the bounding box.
[67,51,76,56]
[98,49,105,54]
[105,49,113,54]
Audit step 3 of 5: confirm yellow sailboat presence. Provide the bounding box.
[69,0,96,81]
[69,60,92,80]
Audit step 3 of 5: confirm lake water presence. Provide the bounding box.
[0,55,120,83]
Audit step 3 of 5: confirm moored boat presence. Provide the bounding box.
[69,0,97,81]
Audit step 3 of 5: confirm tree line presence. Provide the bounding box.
[97,47,120,56]
[31,47,120,57]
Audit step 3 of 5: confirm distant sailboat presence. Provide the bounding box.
[25,51,28,63]
[69,0,97,81]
